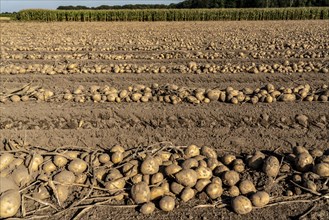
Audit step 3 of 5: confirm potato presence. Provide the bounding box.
[43,161,57,174]
[207,158,219,170]
[195,166,213,179]
[0,153,14,171]
[75,173,87,184]
[231,196,253,215]
[233,163,245,173]
[175,169,198,187]
[111,152,123,164]
[11,158,24,167]
[0,189,21,218]
[122,160,139,172]
[206,183,223,199]
[56,185,70,205]
[151,172,164,185]
[213,165,229,175]
[150,187,165,200]
[222,171,240,186]
[80,152,90,161]
[0,177,19,193]
[292,174,302,183]
[279,94,296,102]
[106,169,123,181]
[11,165,31,187]
[37,173,49,182]
[10,95,20,102]
[53,155,68,167]
[111,145,125,153]
[206,89,221,101]
[54,170,76,184]
[313,163,329,177]
[105,178,126,191]
[143,175,150,185]
[0,167,12,178]
[123,163,139,178]
[233,159,244,165]
[131,174,143,184]
[228,186,240,197]
[211,177,222,185]
[95,168,107,181]
[295,152,313,172]
[201,146,217,159]
[32,186,50,200]
[165,164,182,175]
[170,182,184,195]
[304,180,317,192]
[170,153,180,161]
[238,180,256,195]
[92,93,101,102]
[262,156,280,177]
[247,151,265,169]
[64,151,80,159]
[161,181,170,194]
[140,202,155,215]
[184,145,200,158]
[249,191,270,207]
[158,151,171,162]
[222,154,236,166]
[293,146,309,155]
[182,158,199,169]
[195,179,211,192]
[149,155,160,164]
[98,153,111,163]
[141,157,159,175]
[131,182,151,204]
[198,160,207,168]
[159,196,175,212]
[68,158,88,174]
[181,187,195,202]
[28,154,44,172]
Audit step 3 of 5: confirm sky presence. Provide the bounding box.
[0,0,182,12]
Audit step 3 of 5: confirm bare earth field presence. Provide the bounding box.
[0,21,329,220]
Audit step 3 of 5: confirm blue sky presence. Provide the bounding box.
[1,0,182,12]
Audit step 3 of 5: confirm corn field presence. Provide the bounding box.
[15,8,329,22]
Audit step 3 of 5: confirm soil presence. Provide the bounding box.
[1,20,329,219]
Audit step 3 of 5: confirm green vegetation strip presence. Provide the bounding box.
[15,7,329,22]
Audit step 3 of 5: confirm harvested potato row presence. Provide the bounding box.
[1,49,328,61]
[1,142,329,218]
[1,21,328,55]
[1,83,328,105]
[0,59,328,75]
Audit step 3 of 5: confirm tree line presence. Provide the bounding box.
[57,0,329,10]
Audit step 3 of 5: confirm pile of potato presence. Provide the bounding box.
[2,21,328,54]
[1,60,328,75]
[0,84,54,103]
[2,83,328,104]
[0,143,328,218]
[2,48,328,61]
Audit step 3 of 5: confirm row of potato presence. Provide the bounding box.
[1,60,328,75]
[1,25,328,53]
[0,144,328,218]
[2,83,329,104]
[1,49,328,61]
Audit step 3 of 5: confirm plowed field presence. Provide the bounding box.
[1,20,328,220]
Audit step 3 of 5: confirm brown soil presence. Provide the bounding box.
[1,20,329,220]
